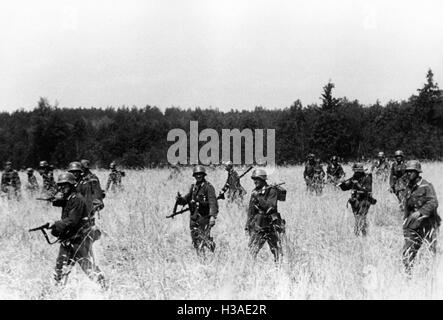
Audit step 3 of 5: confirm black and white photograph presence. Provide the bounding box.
[1,0,443,303]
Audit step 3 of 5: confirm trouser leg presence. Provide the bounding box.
[73,237,107,289]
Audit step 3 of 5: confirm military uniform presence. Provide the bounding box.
[26,173,39,192]
[402,178,440,271]
[220,168,247,202]
[326,162,345,184]
[51,192,106,288]
[339,167,375,236]
[371,159,390,181]
[390,160,407,203]
[76,174,104,218]
[177,180,218,252]
[40,170,57,194]
[246,183,284,262]
[106,169,124,192]
[304,161,325,193]
[1,168,21,198]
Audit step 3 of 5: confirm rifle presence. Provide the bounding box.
[36,196,55,202]
[29,223,59,245]
[167,192,191,219]
[218,165,254,200]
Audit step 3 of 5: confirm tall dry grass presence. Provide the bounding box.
[0,163,442,299]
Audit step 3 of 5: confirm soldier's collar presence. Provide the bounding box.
[416,177,423,186]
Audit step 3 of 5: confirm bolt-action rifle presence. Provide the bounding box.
[166,192,191,219]
[29,223,59,245]
[217,165,254,200]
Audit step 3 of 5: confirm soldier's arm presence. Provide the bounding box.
[51,197,85,237]
[418,183,439,218]
[177,185,193,205]
[106,174,112,191]
[14,172,21,188]
[206,184,218,218]
[389,164,396,188]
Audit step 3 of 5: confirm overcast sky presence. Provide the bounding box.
[1,0,442,112]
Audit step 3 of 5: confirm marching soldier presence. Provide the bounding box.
[303,153,316,187]
[371,151,390,181]
[38,160,57,195]
[26,168,39,192]
[1,161,21,199]
[106,162,125,192]
[175,165,218,254]
[218,161,247,202]
[68,161,104,217]
[338,163,376,237]
[46,172,107,288]
[326,156,345,184]
[402,160,441,273]
[389,150,407,204]
[246,168,285,262]
[81,159,104,197]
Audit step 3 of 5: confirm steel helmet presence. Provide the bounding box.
[39,160,49,167]
[224,161,233,169]
[110,162,116,169]
[251,168,267,181]
[80,159,90,169]
[307,153,315,159]
[5,161,12,166]
[57,172,76,185]
[67,161,83,172]
[378,151,385,157]
[331,156,338,162]
[352,163,365,173]
[192,165,206,176]
[405,160,422,173]
[394,150,404,157]
[26,167,34,173]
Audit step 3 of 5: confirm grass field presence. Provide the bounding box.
[0,163,442,300]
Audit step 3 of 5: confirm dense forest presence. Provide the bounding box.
[1,69,442,169]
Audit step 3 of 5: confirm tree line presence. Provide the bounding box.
[1,69,442,169]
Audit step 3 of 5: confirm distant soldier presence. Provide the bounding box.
[303,153,316,185]
[38,160,57,195]
[1,161,21,199]
[68,161,104,217]
[218,161,247,202]
[245,168,285,262]
[402,160,441,273]
[167,164,181,180]
[389,150,407,204]
[304,154,325,193]
[371,151,390,181]
[106,162,125,192]
[46,172,107,288]
[338,163,377,236]
[327,156,345,184]
[25,168,39,192]
[175,165,218,254]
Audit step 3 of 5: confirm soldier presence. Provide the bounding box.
[245,168,285,262]
[25,168,39,192]
[389,150,407,204]
[175,165,218,254]
[218,161,247,202]
[46,172,106,288]
[402,160,441,273]
[303,153,318,192]
[338,163,376,237]
[38,160,57,195]
[1,161,21,199]
[326,156,345,184]
[81,159,104,197]
[371,151,390,181]
[68,161,104,218]
[106,162,125,192]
